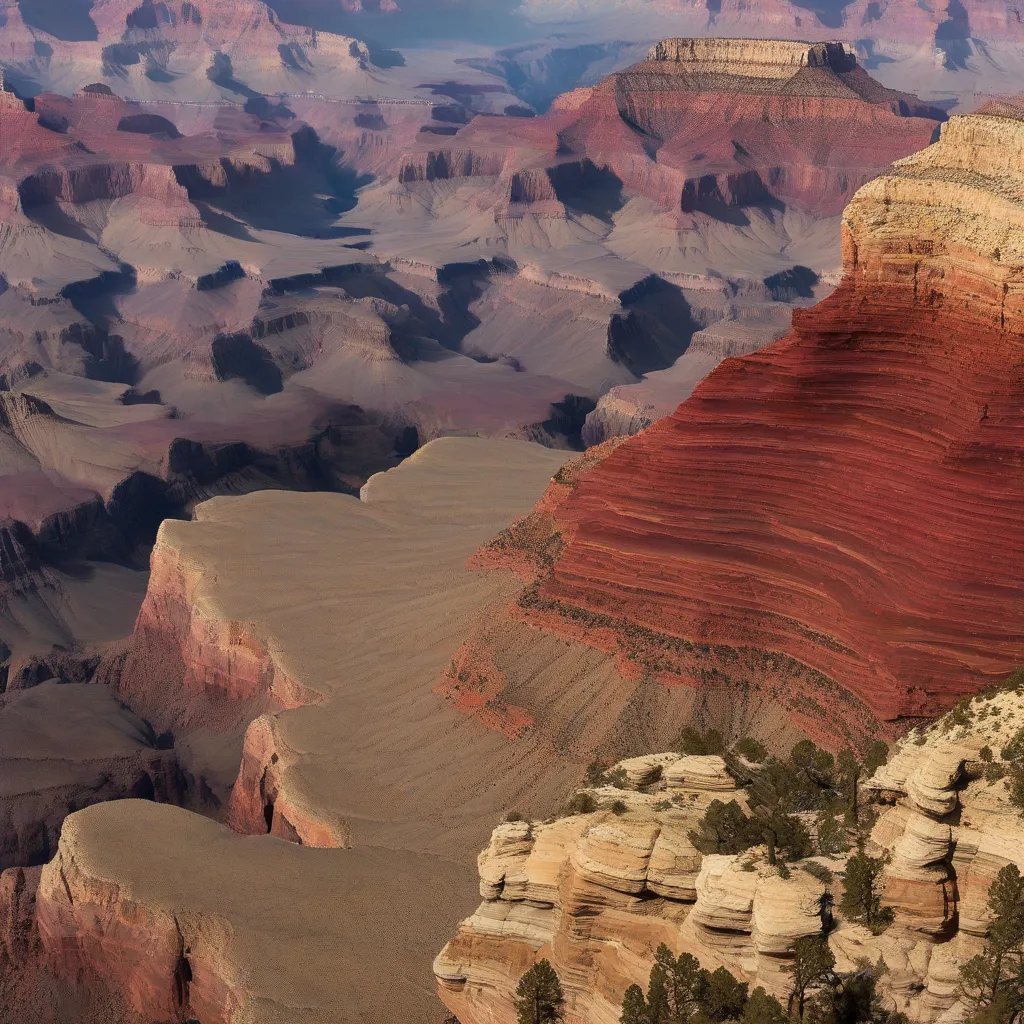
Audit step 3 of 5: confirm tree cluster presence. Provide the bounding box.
[784,939,907,1024]
[619,940,905,1024]
[688,739,888,868]
[619,944,764,1024]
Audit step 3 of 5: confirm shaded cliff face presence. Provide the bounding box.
[475,112,1024,745]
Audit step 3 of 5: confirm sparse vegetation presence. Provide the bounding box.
[619,935,905,1024]
[611,800,628,816]
[504,811,524,823]
[687,737,881,868]
[959,863,1024,1024]
[734,737,768,763]
[564,791,597,816]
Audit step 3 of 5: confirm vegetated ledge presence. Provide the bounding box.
[435,676,1024,1024]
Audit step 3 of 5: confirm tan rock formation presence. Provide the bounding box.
[438,685,1024,1024]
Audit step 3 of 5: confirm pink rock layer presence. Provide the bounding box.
[97,535,318,738]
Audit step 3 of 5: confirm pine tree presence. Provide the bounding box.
[621,984,650,1024]
[816,812,848,857]
[742,987,787,1024]
[784,936,836,1021]
[959,864,1024,1022]
[701,965,749,1021]
[688,800,756,856]
[514,960,565,1024]
[748,760,812,864]
[839,850,893,933]
[835,749,861,825]
[645,944,706,1024]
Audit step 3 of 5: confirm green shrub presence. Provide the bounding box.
[504,811,524,823]
[610,800,628,815]
[564,791,597,816]
[677,726,726,756]
[980,745,993,763]
[1002,729,1024,762]
[734,736,768,763]
[815,812,849,857]
[803,861,834,885]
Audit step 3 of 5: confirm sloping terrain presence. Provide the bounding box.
[465,110,1024,746]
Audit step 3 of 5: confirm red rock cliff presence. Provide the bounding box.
[497,113,1024,743]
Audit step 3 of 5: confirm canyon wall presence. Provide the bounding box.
[472,111,1024,746]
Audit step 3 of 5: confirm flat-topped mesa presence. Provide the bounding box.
[648,38,855,75]
[843,113,1024,332]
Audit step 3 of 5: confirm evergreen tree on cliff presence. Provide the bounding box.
[960,863,1024,1024]
[515,960,565,1024]
[784,936,836,1021]
[839,848,893,933]
[621,984,651,1024]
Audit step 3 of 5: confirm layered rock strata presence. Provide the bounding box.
[415,37,944,226]
[436,684,1024,1024]
[467,112,1024,745]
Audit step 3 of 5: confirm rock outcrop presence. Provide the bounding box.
[467,111,1024,746]
[441,37,944,225]
[436,682,1024,1024]
[434,748,832,1024]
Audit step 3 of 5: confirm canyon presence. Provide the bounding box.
[0,2,1022,1024]
[3,98,1022,1014]
[0,26,945,686]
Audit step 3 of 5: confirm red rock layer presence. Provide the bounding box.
[434,640,533,739]
[487,116,1024,743]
